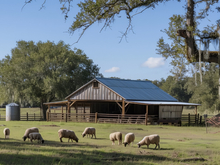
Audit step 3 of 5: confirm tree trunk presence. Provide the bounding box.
[186,0,195,62]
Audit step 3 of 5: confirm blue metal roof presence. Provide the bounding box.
[96,78,178,102]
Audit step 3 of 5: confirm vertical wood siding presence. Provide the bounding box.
[70,83,122,101]
[159,106,183,118]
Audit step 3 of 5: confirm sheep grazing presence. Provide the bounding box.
[123,133,135,147]
[23,127,39,141]
[58,129,79,143]
[137,134,160,149]
[29,132,44,144]
[3,128,10,139]
[109,132,122,145]
[82,127,96,139]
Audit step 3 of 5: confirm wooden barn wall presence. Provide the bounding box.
[159,106,183,119]
[70,83,122,101]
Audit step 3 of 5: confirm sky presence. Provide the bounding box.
[0,1,219,81]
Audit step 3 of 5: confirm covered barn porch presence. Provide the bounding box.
[44,100,200,125]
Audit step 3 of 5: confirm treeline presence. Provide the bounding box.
[0,40,102,119]
[151,63,220,114]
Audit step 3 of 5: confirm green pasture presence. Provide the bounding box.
[0,121,220,165]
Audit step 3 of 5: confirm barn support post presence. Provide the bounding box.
[145,105,148,125]
[62,106,63,120]
[95,112,98,123]
[66,104,68,122]
[122,99,125,116]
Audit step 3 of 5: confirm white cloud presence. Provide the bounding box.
[142,57,165,68]
[105,67,120,73]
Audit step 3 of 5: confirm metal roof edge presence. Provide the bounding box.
[126,100,201,106]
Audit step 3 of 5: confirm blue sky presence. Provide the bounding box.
[0,1,219,81]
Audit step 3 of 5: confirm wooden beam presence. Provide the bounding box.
[145,105,148,125]
[125,102,129,108]
[116,101,122,109]
[70,101,76,107]
[122,99,125,115]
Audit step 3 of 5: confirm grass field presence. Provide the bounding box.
[0,121,220,165]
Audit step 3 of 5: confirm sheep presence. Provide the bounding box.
[22,127,39,141]
[123,133,135,147]
[29,132,44,144]
[82,127,96,139]
[137,134,160,149]
[3,128,10,139]
[58,129,79,143]
[109,132,122,145]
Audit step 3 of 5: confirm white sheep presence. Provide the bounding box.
[3,128,10,139]
[58,129,79,143]
[29,132,44,144]
[137,134,160,149]
[109,132,122,145]
[123,133,135,147]
[23,127,39,141]
[82,127,96,139]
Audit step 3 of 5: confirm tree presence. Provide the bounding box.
[157,15,190,81]
[0,40,102,119]
[154,76,192,102]
[185,63,220,113]
[177,0,220,63]
[24,0,219,43]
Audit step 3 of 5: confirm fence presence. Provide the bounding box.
[181,113,204,126]
[47,112,210,126]
[0,112,211,126]
[0,113,44,121]
[47,112,160,125]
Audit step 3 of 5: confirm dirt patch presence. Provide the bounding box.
[177,139,185,142]
[41,125,59,127]
[127,128,144,130]
[0,124,6,126]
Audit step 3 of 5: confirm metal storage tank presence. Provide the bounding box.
[6,103,20,121]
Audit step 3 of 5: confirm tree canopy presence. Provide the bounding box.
[0,40,102,119]
[24,0,219,43]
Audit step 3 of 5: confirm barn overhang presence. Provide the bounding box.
[125,100,201,106]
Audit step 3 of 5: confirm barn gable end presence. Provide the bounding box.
[67,79,123,101]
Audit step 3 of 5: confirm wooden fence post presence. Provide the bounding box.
[34,113,35,121]
[95,112,98,123]
[195,114,197,125]
[46,112,49,122]
[27,112,28,121]
[66,113,68,122]
[200,116,202,124]
[188,113,190,126]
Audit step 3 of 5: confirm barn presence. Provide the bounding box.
[44,78,200,125]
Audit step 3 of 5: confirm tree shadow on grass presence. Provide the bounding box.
[0,147,176,165]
